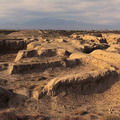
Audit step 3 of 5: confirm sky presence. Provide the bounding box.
[0,0,120,29]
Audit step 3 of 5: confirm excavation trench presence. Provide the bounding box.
[0,39,28,53]
[82,44,109,54]
[0,38,34,63]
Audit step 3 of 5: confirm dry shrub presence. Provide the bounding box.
[0,111,17,120]
[69,117,86,120]
[0,112,49,120]
[100,115,120,120]
[51,116,86,120]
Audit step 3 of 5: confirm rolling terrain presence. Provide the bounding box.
[0,30,120,120]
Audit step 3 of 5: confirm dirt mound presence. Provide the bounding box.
[106,44,120,53]
[69,52,88,59]
[8,30,43,38]
[33,68,118,99]
[105,34,120,44]
[90,50,120,68]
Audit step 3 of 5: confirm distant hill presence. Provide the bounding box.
[0,18,115,30]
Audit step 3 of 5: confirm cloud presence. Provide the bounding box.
[0,0,120,28]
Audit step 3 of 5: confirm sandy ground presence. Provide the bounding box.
[0,30,120,120]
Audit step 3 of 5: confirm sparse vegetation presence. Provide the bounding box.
[100,115,120,120]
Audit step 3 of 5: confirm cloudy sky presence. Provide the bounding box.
[0,0,120,29]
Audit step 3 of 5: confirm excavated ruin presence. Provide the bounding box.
[0,30,120,120]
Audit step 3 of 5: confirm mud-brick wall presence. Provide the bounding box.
[0,40,4,52]
[0,39,28,53]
